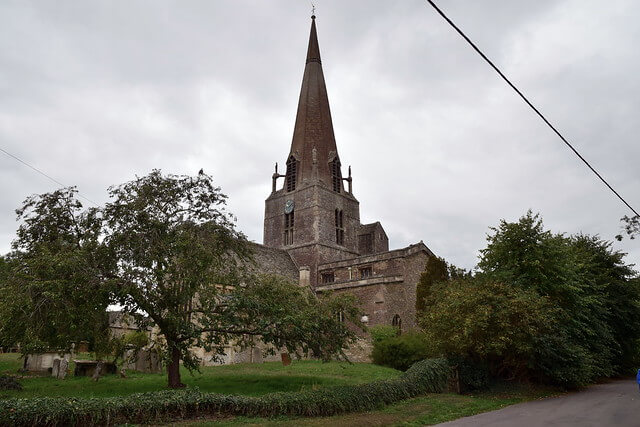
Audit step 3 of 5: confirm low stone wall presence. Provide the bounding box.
[24,352,70,372]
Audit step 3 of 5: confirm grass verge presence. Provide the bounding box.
[0,353,400,399]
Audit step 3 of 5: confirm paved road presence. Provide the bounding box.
[436,379,639,427]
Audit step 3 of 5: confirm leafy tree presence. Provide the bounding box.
[617,214,639,240]
[419,211,640,388]
[568,234,640,373]
[420,278,556,381]
[0,189,112,355]
[1,170,360,388]
[416,256,448,317]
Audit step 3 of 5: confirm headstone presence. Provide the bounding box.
[51,359,60,378]
[92,361,104,381]
[58,358,68,380]
[281,352,292,366]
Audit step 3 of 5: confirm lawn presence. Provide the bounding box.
[0,353,400,399]
[0,353,558,425]
[177,384,558,426]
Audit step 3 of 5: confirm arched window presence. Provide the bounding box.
[335,209,344,245]
[331,158,342,193]
[285,156,297,192]
[392,314,402,335]
[335,311,345,323]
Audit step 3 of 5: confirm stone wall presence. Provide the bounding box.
[316,243,433,332]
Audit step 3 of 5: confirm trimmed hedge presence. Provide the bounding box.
[0,358,449,426]
[0,375,22,391]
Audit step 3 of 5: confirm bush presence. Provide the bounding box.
[448,357,490,392]
[0,358,450,426]
[0,375,22,390]
[369,325,398,343]
[372,332,433,371]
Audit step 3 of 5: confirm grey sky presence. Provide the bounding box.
[1,0,639,270]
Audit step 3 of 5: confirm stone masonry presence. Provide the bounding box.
[262,15,435,340]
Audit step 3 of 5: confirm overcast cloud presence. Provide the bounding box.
[1,0,639,271]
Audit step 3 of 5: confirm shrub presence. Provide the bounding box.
[0,375,22,390]
[369,325,397,344]
[0,358,450,426]
[448,357,490,392]
[372,332,433,371]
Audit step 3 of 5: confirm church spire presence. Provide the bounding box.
[286,15,342,192]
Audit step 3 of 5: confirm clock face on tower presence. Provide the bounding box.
[284,199,294,214]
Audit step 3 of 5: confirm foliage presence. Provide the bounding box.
[420,210,640,388]
[416,256,449,317]
[0,358,449,426]
[95,331,150,365]
[420,278,555,381]
[0,189,112,355]
[0,375,22,391]
[369,325,398,344]
[447,356,490,392]
[0,170,360,389]
[617,214,639,240]
[371,332,434,371]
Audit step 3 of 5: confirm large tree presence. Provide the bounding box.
[420,211,640,388]
[1,171,360,388]
[415,256,448,317]
[0,189,112,354]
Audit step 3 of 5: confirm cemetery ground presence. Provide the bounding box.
[0,353,559,425]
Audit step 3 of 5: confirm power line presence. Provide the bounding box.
[0,147,99,207]
[425,0,639,218]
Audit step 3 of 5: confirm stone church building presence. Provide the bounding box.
[258,16,435,333]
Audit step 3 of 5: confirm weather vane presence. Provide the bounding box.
[311,2,316,16]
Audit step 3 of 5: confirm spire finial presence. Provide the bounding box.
[311,2,316,19]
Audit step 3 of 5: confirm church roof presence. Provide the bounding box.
[288,15,341,188]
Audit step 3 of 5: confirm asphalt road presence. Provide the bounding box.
[436,379,639,427]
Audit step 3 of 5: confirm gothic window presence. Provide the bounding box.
[392,314,402,335]
[335,209,344,245]
[285,155,297,192]
[359,266,372,279]
[284,211,294,245]
[321,272,335,284]
[331,158,342,193]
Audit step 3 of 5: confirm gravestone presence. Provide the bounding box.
[281,352,292,366]
[58,358,68,379]
[51,359,60,378]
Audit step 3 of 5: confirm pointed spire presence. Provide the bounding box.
[306,16,321,64]
[287,15,342,190]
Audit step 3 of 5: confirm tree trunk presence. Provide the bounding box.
[167,346,185,388]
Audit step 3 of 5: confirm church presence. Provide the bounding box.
[256,15,435,334]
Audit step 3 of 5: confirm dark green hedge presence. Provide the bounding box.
[0,358,449,426]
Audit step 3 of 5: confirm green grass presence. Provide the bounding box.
[0,353,559,426]
[176,383,559,426]
[0,353,400,399]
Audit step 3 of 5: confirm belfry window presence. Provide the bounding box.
[331,158,342,193]
[335,209,344,245]
[285,155,297,192]
[284,211,294,245]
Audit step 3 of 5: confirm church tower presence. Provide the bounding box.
[264,15,360,286]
